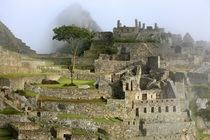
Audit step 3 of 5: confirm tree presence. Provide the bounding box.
[52,25,91,85]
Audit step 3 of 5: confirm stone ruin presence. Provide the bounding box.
[1,19,209,139]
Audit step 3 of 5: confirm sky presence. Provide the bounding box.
[0,0,210,53]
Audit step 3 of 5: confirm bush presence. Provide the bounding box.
[197,107,210,121]
[114,38,143,43]
[93,45,118,55]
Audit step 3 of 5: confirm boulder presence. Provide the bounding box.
[78,85,90,89]
[197,116,207,130]
[196,98,208,110]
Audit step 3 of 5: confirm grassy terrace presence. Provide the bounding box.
[189,101,210,139]
[38,96,105,104]
[191,84,210,99]
[0,73,56,79]
[72,128,108,140]
[58,114,122,123]
[0,129,13,140]
[0,107,23,115]
[13,90,39,98]
[35,78,96,89]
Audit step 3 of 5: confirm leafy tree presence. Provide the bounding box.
[53,25,91,85]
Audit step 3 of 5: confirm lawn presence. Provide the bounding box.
[35,78,96,89]
[38,96,106,104]
[0,129,13,140]
[191,84,210,99]
[0,107,23,115]
[0,73,56,79]
[0,129,11,137]
[13,90,38,98]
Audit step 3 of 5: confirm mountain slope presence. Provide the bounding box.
[0,21,36,56]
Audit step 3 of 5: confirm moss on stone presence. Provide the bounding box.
[72,128,108,140]
[35,78,96,89]
[0,107,22,115]
[0,129,12,137]
[13,90,38,98]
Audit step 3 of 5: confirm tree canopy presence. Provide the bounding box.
[52,25,91,43]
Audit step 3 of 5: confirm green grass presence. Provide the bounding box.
[189,101,210,139]
[13,90,38,98]
[0,137,13,140]
[0,129,12,137]
[0,73,56,79]
[35,78,96,89]
[58,114,89,119]
[0,107,22,115]
[38,96,106,104]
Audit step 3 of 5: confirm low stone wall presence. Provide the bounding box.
[94,59,141,73]
[40,68,100,81]
[0,114,30,128]
[0,75,60,90]
[72,134,98,140]
[26,86,102,100]
[76,57,96,65]
[187,72,209,84]
[42,99,125,119]
[0,46,40,74]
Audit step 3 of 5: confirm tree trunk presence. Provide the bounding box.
[71,53,76,85]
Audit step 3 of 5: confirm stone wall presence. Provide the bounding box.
[40,68,100,81]
[114,43,154,61]
[76,57,96,65]
[0,46,40,74]
[0,114,30,128]
[147,56,160,70]
[187,72,209,84]
[42,99,125,119]
[135,99,182,114]
[26,86,110,100]
[143,122,194,136]
[94,58,141,73]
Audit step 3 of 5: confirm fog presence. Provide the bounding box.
[0,0,210,53]
[47,3,102,53]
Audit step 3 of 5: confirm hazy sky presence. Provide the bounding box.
[0,0,210,53]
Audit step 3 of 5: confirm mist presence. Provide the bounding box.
[1,0,210,53]
[45,3,101,54]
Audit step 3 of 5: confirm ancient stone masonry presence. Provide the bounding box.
[0,19,203,140]
[9,122,51,140]
[0,46,40,74]
[113,19,166,41]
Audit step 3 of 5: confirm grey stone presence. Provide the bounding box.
[78,85,90,89]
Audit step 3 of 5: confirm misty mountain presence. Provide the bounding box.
[49,3,102,54]
[0,21,36,56]
[54,4,101,32]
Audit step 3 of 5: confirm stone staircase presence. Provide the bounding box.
[0,92,22,112]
